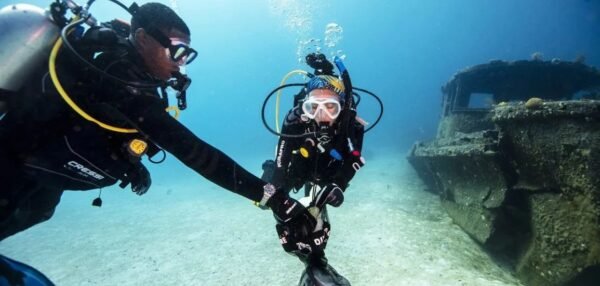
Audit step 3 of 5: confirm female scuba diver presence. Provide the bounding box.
[261,53,382,286]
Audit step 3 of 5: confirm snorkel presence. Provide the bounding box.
[332,57,355,135]
[333,57,353,110]
[328,57,357,161]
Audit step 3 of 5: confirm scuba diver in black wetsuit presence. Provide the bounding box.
[0,1,314,284]
[261,53,378,286]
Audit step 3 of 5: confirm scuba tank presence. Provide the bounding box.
[0,4,60,92]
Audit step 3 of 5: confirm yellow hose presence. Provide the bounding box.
[276,70,308,132]
[49,36,181,133]
[49,37,139,133]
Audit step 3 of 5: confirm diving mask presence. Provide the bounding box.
[164,38,198,66]
[144,25,198,66]
[302,97,342,122]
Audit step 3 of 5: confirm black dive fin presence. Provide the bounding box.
[298,264,351,286]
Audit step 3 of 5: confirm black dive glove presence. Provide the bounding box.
[306,53,335,76]
[261,184,315,225]
[269,192,314,224]
[314,183,344,208]
[128,163,151,196]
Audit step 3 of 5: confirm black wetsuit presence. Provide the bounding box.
[270,106,364,195]
[0,28,264,240]
[263,103,364,270]
[262,104,363,286]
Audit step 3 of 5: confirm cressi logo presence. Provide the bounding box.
[66,161,105,180]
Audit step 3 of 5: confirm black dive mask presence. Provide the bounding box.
[145,26,198,66]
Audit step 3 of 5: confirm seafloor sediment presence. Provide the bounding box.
[0,151,522,286]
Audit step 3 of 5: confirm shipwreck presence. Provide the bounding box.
[408,59,600,286]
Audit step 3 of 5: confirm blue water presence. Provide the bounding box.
[130,0,598,183]
[14,0,600,173]
[2,0,599,284]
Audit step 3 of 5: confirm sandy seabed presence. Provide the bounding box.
[0,151,523,286]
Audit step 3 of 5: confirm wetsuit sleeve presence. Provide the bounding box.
[272,110,303,190]
[87,44,266,201]
[332,123,365,190]
[117,94,265,201]
[89,45,266,201]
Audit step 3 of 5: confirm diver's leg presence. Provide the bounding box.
[298,207,351,286]
[26,186,63,227]
[0,170,34,239]
[299,253,352,286]
[0,184,63,241]
[302,254,351,286]
[0,134,18,220]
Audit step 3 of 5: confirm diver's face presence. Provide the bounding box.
[304,89,342,126]
[136,28,190,80]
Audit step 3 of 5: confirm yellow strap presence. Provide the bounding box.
[276,70,308,132]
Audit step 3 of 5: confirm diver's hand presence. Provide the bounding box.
[268,190,312,223]
[306,53,335,76]
[271,191,318,256]
[129,164,151,196]
[314,183,344,208]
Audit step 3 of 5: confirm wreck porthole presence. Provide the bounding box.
[468,92,495,109]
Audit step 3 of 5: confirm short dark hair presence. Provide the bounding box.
[131,2,190,36]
